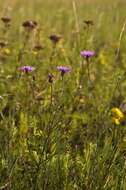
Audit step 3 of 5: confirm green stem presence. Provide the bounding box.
[86,59,91,84]
[50,83,53,105]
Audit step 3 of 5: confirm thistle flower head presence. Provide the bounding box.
[0,41,8,48]
[49,34,62,44]
[84,20,93,26]
[48,73,54,83]
[1,17,11,24]
[80,50,95,59]
[57,66,71,76]
[22,20,37,30]
[34,44,44,51]
[19,66,35,73]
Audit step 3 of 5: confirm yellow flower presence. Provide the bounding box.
[32,50,38,56]
[112,117,120,125]
[111,107,124,119]
[111,107,124,125]
[99,52,106,65]
[3,48,11,55]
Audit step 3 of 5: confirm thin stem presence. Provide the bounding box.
[102,72,125,116]
[72,0,79,34]
[50,83,53,105]
[116,19,126,62]
[86,58,91,84]
[87,62,90,82]
[61,75,64,95]
[72,0,80,48]
[50,44,56,63]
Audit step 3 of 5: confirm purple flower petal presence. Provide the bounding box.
[57,66,71,74]
[80,50,95,58]
[19,66,35,73]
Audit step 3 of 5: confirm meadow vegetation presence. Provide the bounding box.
[0,0,126,189]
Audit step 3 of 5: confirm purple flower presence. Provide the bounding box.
[19,66,35,73]
[80,50,95,59]
[57,66,71,76]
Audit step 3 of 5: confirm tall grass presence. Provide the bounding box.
[0,0,126,189]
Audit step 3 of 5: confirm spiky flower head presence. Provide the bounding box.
[80,50,95,59]
[48,73,54,83]
[84,20,93,26]
[0,41,8,48]
[49,34,62,44]
[22,20,37,30]
[1,17,11,24]
[34,44,44,51]
[19,66,35,73]
[57,66,71,77]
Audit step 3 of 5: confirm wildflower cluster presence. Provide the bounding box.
[0,3,126,190]
[111,107,124,125]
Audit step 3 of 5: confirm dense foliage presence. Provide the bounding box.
[0,0,126,189]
